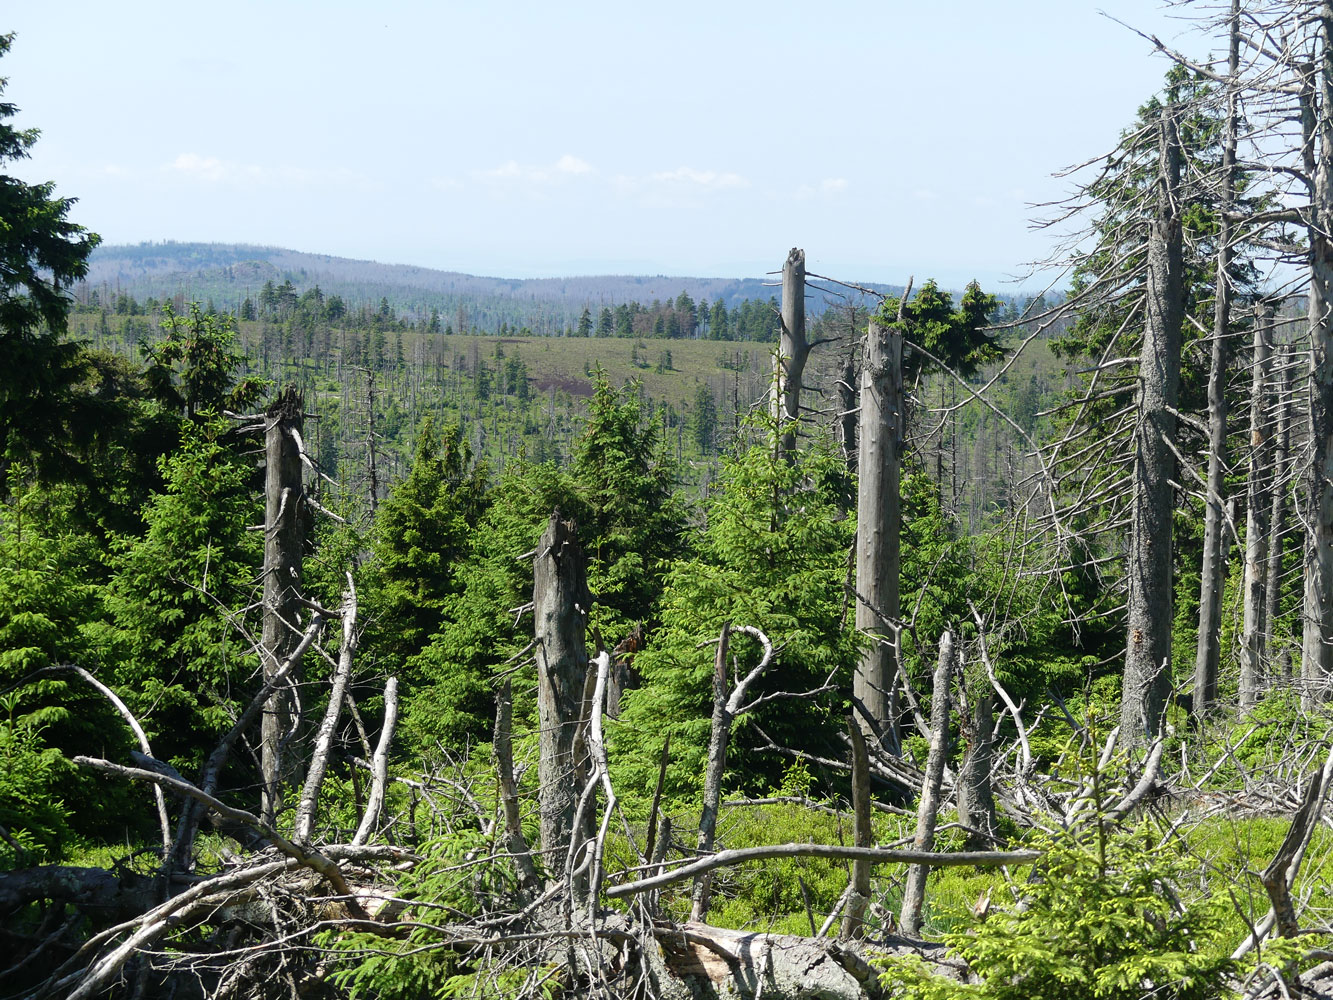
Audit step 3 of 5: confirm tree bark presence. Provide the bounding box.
[899,630,954,938]
[1265,345,1294,658]
[689,624,773,921]
[261,386,307,827]
[1303,12,1333,709]
[837,353,858,471]
[294,579,357,842]
[1242,306,1276,711]
[839,717,873,941]
[1196,5,1241,720]
[690,622,732,922]
[956,689,997,850]
[855,318,904,751]
[774,247,808,457]
[533,513,592,884]
[1122,106,1184,745]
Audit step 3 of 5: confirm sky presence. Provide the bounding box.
[5,1,1219,290]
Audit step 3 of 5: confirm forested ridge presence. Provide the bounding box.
[6,7,1333,1000]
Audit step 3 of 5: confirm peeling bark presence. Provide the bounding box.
[261,387,307,827]
[533,513,592,884]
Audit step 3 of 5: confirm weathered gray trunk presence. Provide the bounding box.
[839,718,873,941]
[855,318,903,751]
[690,623,732,922]
[1265,348,1294,658]
[1122,107,1183,744]
[837,353,858,470]
[774,248,809,457]
[1196,8,1240,720]
[261,387,306,827]
[363,368,379,514]
[1242,307,1276,711]
[899,631,954,938]
[1303,13,1333,709]
[956,690,997,850]
[533,513,592,882]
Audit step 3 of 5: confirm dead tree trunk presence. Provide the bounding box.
[1196,8,1241,719]
[837,353,858,471]
[1121,106,1183,745]
[956,689,997,850]
[533,513,592,885]
[855,315,905,752]
[691,623,733,922]
[774,248,809,457]
[1303,19,1333,708]
[839,718,873,941]
[690,624,774,922]
[363,367,380,514]
[1265,346,1294,658]
[899,631,954,938]
[261,387,307,827]
[1242,306,1276,711]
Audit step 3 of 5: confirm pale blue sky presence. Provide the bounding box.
[6,1,1210,289]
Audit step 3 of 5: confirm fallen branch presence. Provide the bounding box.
[73,756,368,921]
[352,677,400,848]
[607,844,1041,900]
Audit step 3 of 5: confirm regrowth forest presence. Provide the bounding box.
[8,5,1333,999]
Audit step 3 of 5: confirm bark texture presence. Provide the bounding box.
[1265,346,1293,658]
[1122,108,1183,744]
[774,247,808,457]
[839,718,873,941]
[957,690,997,850]
[1304,12,1333,708]
[533,513,592,882]
[900,631,954,937]
[837,353,858,470]
[260,387,307,827]
[1242,306,1275,711]
[855,318,903,751]
[1196,9,1240,718]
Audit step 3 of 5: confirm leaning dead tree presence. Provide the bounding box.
[773,247,812,458]
[899,630,954,937]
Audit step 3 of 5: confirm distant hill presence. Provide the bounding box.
[82,242,900,334]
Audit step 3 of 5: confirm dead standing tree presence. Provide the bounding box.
[1302,9,1333,706]
[773,247,810,458]
[1242,304,1276,711]
[533,512,593,888]
[260,386,308,827]
[854,291,908,753]
[899,630,955,938]
[1194,0,1242,718]
[1122,104,1184,745]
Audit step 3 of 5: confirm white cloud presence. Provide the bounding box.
[648,166,748,190]
[166,152,369,190]
[795,177,849,200]
[554,154,592,175]
[170,152,244,183]
[477,154,596,186]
